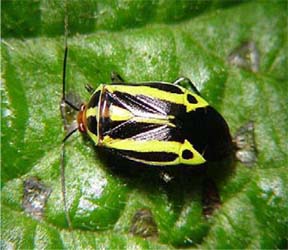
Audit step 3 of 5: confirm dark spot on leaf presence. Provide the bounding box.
[130,208,158,239]
[233,121,257,166]
[228,41,259,72]
[22,177,52,220]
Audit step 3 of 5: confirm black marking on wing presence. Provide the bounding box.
[102,118,184,143]
[182,106,233,161]
[98,88,186,143]
[116,150,178,163]
[144,82,184,94]
[113,91,169,116]
[111,82,184,94]
[110,91,185,117]
[187,94,198,104]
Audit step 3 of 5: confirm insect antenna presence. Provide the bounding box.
[61,10,80,112]
[60,0,75,234]
[62,43,79,111]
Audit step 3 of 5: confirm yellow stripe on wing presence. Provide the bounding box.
[105,84,209,112]
[101,136,206,165]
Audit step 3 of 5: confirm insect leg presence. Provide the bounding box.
[173,77,201,96]
[111,71,125,83]
[85,84,95,94]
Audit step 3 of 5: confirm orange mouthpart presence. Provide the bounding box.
[77,104,87,133]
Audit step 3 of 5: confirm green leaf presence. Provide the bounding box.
[1,1,287,249]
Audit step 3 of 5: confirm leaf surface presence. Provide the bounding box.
[2,1,287,249]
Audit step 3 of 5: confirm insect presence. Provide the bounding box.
[60,6,233,230]
[62,67,233,167]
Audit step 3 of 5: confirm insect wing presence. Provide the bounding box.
[98,84,205,165]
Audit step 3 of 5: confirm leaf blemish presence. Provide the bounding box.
[227,41,260,73]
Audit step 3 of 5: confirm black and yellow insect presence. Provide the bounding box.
[60,37,233,230]
[65,72,233,166]
[60,6,233,234]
